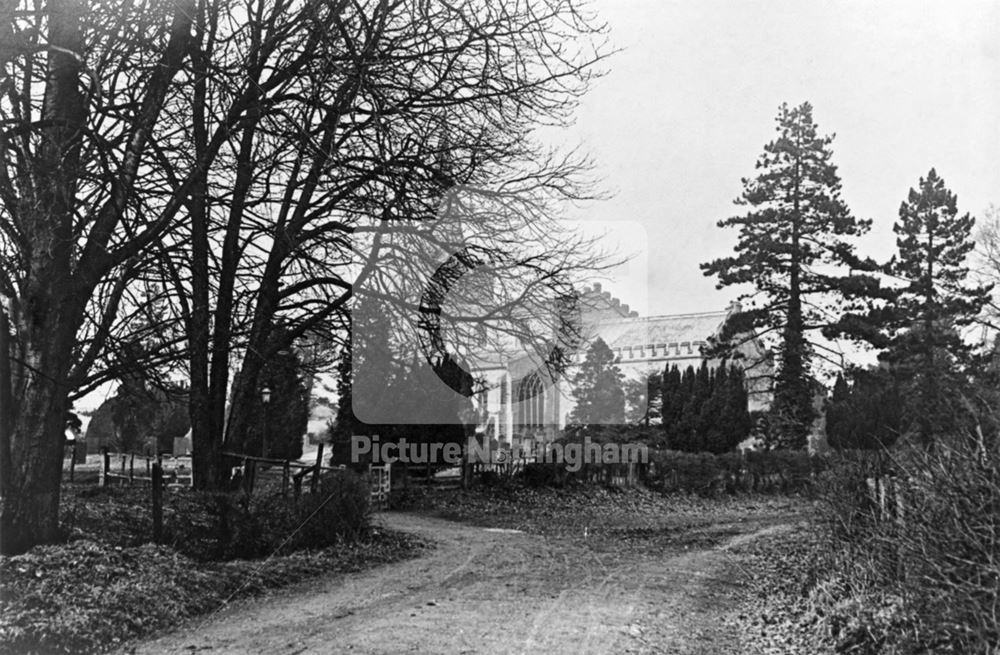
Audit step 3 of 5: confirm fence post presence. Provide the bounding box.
[100,448,109,487]
[865,476,878,518]
[129,453,135,485]
[151,462,163,543]
[241,457,251,496]
[69,442,76,482]
[281,459,291,496]
[892,475,906,581]
[311,443,324,494]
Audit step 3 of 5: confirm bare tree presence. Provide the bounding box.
[0,0,196,554]
[0,0,613,552]
[149,0,613,484]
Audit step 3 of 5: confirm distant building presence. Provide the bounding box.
[470,283,771,450]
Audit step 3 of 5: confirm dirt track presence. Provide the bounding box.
[125,511,793,654]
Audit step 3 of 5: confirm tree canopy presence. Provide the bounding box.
[0,0,611,553]
[702,102,873,448]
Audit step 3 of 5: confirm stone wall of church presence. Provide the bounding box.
[472,291,773,449]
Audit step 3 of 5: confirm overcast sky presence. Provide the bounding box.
[559,0,1000,316]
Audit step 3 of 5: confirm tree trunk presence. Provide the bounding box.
[1,0,194,550]
[222,297,277,453]
[0,286,81,553]
[0,304,13,501]
[773,153,811,450]
[1,380,70,553]
[187,3,219,489]
[920,233,936,450]
[0,0,84,554]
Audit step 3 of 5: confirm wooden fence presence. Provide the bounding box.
[99,449,193,488]
[222,444,334,499]
[98,444,395,513]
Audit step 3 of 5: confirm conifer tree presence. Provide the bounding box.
[698,364,753,453]
[330,338,355,445]
[889,170,990,446]
[834,170,991,447]
[669,365,696,450]
[699,365,727,453]
[257,342,309,460]
[721,364,753,449]
[699,365,721,440]
[568,338,626,438]
[702,102,872,449]
[661,364,684,446]
[675,362,712,451]
[824,368,903,450]
[329,305,400,465]
[824,373,851,450]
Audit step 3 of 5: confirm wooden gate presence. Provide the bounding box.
[369,463,391,510]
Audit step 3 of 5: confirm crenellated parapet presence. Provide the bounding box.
[578,282,640,321]
[612,340,710,362]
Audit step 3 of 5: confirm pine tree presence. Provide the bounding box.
[889,170,991,446]
[702,102,872,449]
[568,338,625,439]
[833,170,992,447]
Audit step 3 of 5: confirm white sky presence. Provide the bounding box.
[77,1,999,412]
[555,0,1000,316]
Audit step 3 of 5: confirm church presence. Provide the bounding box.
[470,283,772,451]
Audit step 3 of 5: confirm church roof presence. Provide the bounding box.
[596,311,728,349]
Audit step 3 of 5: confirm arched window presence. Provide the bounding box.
[516,373,545,429]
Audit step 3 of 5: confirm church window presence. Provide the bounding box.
[516,373,545,429]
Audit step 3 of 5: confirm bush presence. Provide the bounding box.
[167,470,370,560]
[522,462,569,487]
[813,443,1000,653]
[0,470,415,654]
[643,448,824,495]
[507,448,825,495]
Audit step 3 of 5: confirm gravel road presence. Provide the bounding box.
[125,511,793,654]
